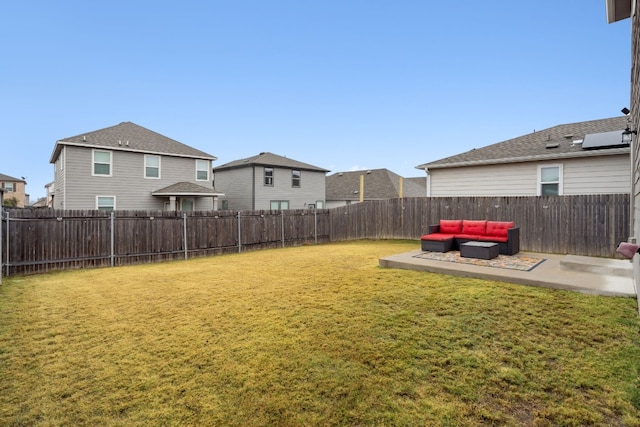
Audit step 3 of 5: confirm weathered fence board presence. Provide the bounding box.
[0,194,629,276]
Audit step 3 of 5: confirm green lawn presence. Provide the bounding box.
[1,240,639,426]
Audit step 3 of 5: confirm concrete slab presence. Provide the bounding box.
[379,250,637,298]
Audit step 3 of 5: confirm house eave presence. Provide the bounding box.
[49,141,217,164]
[606,0,632,23]
[416,147,630,170]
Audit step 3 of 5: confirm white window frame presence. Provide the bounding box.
[145,155,161,179]
[270,200,289,210]
[537,164,563,196]
[292,170,301,188]
[196,159,209,181]
[96,195,116,211]
[264,167,274,186]
[93,149,112,177]
[316,200,324,209]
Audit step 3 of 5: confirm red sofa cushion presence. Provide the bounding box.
[461,220,487,236]
[477,234,509,243]
[486,221,515,238]
[421,233,455,241]
[439,220,462,234]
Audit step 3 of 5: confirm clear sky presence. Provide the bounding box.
[0,1,632,201]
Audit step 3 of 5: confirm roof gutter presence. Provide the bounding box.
[418,147,630,170]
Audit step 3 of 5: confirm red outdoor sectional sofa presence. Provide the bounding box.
[420,219,520,255]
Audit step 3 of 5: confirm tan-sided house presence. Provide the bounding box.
[0,173,28,207]
[416,116,630,197]
[213,152,328,210]
[326,168,426,208]
[49,122,224,211]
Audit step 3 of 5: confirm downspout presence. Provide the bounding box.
[252,166,256,210]
[425,167,431,197]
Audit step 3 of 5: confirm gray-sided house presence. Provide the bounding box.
[213,152,328,210]
[416,116,630,197]
[49,122,224,211]
[326,168,426,208]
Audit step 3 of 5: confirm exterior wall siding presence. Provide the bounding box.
[429,155,630,197]
[214,168,255,210]
[253,167,326,210]
[55,146,214,210]
[631,8,640,242]
[215,166,326,210]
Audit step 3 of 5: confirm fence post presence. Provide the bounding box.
[183,213,188,260]
[237,211,241,253]
[0,206,3,284]
[5,211,9,277]
[110,212,115,267]
[314,209,317,245]
[281,211,285,248]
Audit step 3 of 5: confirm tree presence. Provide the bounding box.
[3,197,18,207]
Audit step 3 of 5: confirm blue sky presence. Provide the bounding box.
[0,1,632,200]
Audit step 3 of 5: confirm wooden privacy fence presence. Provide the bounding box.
[0,194,630,276]
[1,209,330,276]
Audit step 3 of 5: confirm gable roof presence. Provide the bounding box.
[0,173,25,183]
[214,152,329,173]
[416,116,630,170]
[50,122,216,163]
[151,181,224,196]
[326,168,426,201]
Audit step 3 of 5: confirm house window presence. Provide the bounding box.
[316,200,324,209]
[196,160,209,181]
[145,155,160,178]
[93,150,112,176]
[538,164,563,196]
[181,198,195,211]
[96,196,115,211]
[264,168,274,186]
[292,170,301,188]
[3,182,14,192]
[270,200,289,210]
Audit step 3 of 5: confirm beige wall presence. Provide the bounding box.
[1,180,27,208]
[428,155,630,197]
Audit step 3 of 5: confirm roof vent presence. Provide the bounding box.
[338,172,343,176]
[572,139,583,146]
[563,134,574,139]
[118,140,122,146]
[366,170,372,174]
[126,140,129,146]
[82,136,86,142]
[545,142,560,149]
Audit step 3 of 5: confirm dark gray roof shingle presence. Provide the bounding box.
[0,173,24,182]
[214,152,329,172]
[50,122,216,163]
[326,168,425,201]
[416,116,629,169]
[151,181,223,196]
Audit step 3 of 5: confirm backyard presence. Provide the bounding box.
[0,240,639,426]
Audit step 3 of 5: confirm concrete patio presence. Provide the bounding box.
[379,250,637,298]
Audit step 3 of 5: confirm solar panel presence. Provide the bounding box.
[581,130,627,150]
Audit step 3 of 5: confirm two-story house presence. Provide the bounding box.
[416,116,630,197]
[326,168,426,208]
[213,152,329,210]
[0,173,28,208]
[49,122,223,211]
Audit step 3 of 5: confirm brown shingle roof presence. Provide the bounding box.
[214,152,329,172]
[416,116,629,170]
[50,122,216,163]
[326,168,425,201]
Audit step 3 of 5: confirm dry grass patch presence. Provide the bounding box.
[1,240,639,426]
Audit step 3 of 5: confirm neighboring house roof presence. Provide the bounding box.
[49,121,216,163]
[326,168,426,201]
[151,181,224,196]
[0,173,25,182]
[214,152,329,172]
[416,116,630,170]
